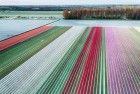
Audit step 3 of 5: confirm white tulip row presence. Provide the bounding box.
[0,26,86,94]
[133,27,140,32]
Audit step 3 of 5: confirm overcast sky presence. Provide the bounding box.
[0,0,140,5]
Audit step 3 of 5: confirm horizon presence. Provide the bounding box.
[0,0,140,5]
[0,4,140,6]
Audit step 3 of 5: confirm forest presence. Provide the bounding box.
[63,8,140,20]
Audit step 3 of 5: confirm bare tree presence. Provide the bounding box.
[63,8,140,20]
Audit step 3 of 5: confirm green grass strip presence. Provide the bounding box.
[100,28,108,94]
[94,28,108,94]
[0,26,70,79]
[37,28,90,94]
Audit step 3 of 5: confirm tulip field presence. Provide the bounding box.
[0,26,140,94]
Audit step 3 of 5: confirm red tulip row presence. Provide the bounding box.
[0,25,53,51]
[62,27,102,94]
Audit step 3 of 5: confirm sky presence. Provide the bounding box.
[0,0,140,5]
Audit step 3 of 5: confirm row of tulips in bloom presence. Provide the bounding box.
[0,26,140,94]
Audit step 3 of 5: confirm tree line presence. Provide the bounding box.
[63,8,140,20]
